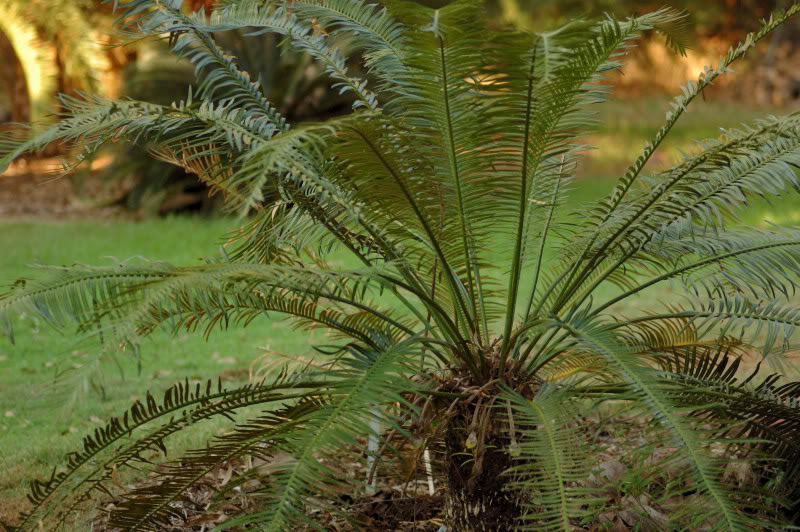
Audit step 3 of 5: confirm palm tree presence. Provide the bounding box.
[3,1,800,530]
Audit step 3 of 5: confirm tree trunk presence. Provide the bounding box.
[443,408,524,531]
[0,27,30,123]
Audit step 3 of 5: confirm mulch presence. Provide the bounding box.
[78,414,702,532]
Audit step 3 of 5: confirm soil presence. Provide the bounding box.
[4,413,722,532]
[0,158,133,220]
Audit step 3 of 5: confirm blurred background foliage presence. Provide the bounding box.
[491,0,792,34]
[0,0,798,215]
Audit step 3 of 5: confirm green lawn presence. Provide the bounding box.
[1,96,798,523]
[580,97,793,179]
[0,217,315,520]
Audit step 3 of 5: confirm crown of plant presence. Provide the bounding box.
[3,1,800,530]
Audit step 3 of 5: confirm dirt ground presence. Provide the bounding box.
[0,158,132,220]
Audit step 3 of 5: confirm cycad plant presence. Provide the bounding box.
[3,0,800,530]
[101,15,363,214]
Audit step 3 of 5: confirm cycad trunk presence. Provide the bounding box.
[443,408,524,531]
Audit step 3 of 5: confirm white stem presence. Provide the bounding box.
[423,448,435,495]
[366,405,380,495]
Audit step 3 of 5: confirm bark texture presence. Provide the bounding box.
[443,409,523,531]
[0,28,30,123]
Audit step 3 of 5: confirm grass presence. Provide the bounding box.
[1,95,798,524]
[0,217,314,522]
[580,97,793,178]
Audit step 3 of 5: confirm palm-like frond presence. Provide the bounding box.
[586,225,800,318]
[10,373,319,530]
[555,312,762,529]
[0,94,275,175]
[613,295,800,357]
[112,0,287,124]
[551,5,800,322]
[0,260,415,351]
[505,385,603,531]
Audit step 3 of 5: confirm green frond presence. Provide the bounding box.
[616,296,800,357]
[544,117,800,337]
[112,0,287,124]
[217,116,345,215]
[621,125,800,252]
[553,5,800,329]
[568,113,800,264]
[641,351,800,517]
[331,118,481,334]
[165,3,379,110]
[12,373,322,530]
[573,365,800,528]
[615,315,753,383]
[0,260,414,354]
[282,0,407,76]
[0,93,279,176]
[589,226,800,318]
[650,9,693,57]
[652,226,800,301]
[504,385,602,531]
[592,2,800,233]
[556,312,762,529]
[393,2,496,337]
[215,337,426,530]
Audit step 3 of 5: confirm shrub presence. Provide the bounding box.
[3,1,800,530]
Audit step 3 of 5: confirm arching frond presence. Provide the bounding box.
[0,94,278,176]
[548,5,800,330]
[208,337,426,530]
[556,312,768,529]
[588,226,800,318]
[505,385,602,531]
[11,373,323,531]
[616,296,800,357]
[588,3,800,239]
[138,2,380,110]
[0,260,411,349]
[112,0,287,124]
